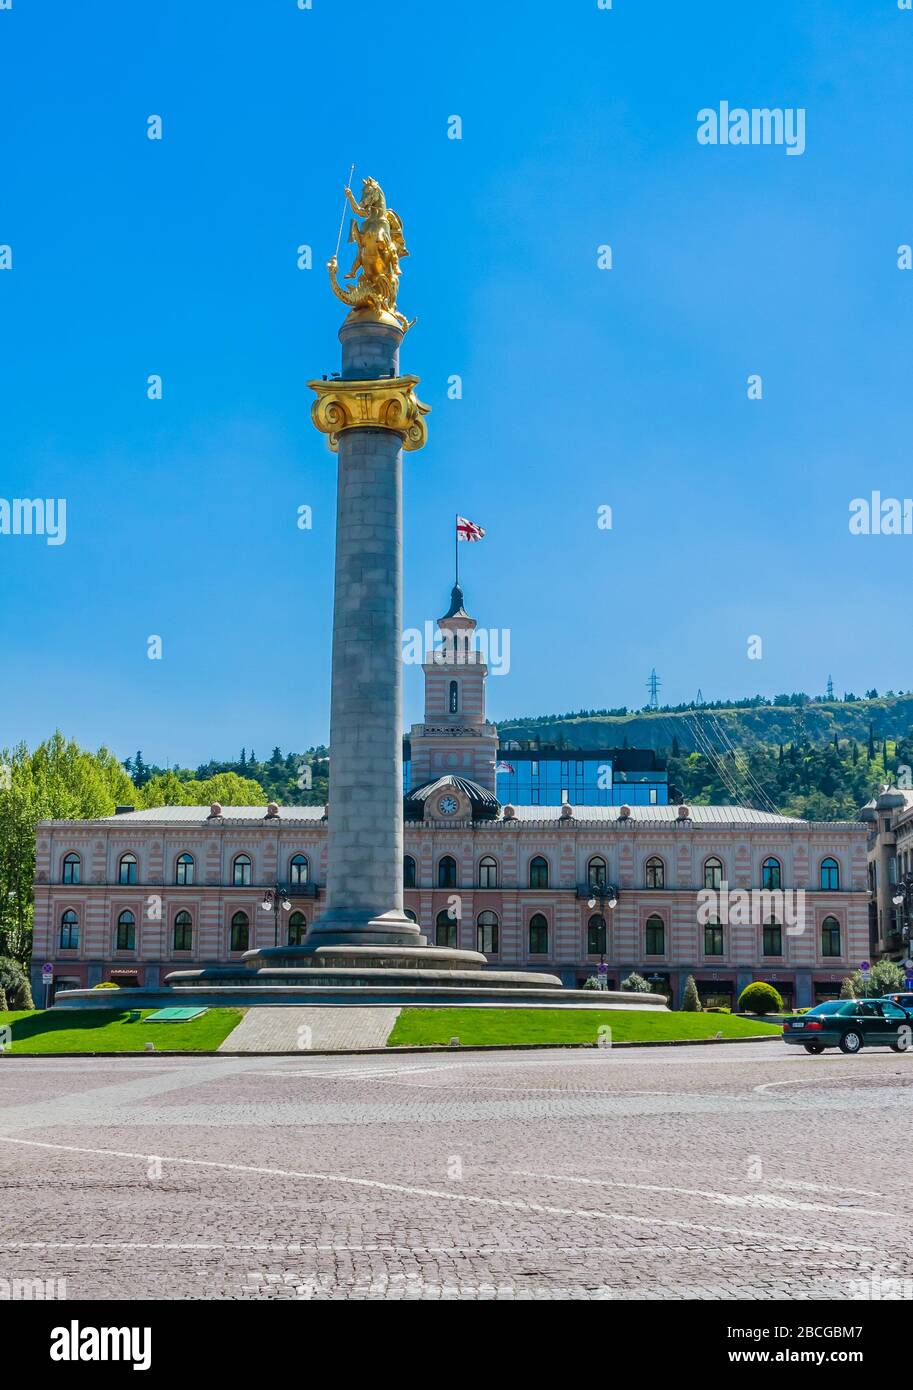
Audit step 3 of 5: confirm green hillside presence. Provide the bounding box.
[498,691,913,755]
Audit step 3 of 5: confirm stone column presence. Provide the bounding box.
[305,317,425,948]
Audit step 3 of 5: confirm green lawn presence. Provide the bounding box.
[386,1007,783,1048]
[0,1008,245,1054]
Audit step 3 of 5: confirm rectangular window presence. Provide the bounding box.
[763,923,783,956]
[704,923,724,956]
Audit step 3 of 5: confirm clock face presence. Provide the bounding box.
[438,795,459,816]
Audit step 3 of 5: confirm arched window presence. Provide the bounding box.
[477,911,499,954]
[528,913,549,954]
[175,853,194,886]
[703,857,723,890]
[478,856,498,889]
[230,911,249,952]
[288,911,307,946]
[762,918,782,956]
[438,856,457,889]
[404,908,418,923]
[529,856,549,889]
[118,853,137,886]
[173,911,193,951]
[289,854,309,886]
[761,857,782,891]
[645,856,665,889]
[59,909,79,949]
[449,680,459,713]
[645,914,665,955]
[587,914,606,955]
[821,915,841,957]
[587,857,607,888]
[403,855,416,888]
[436,908,457,948]
[233,855,251,887]
[704,915,724,956]
[62,853,81,885]
[820,857,840,891]
[116,910,136,951]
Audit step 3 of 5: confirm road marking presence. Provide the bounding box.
[512,1171,890,1220]
[0,1134,884,1254]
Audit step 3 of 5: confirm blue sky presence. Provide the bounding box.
[1,0,910,766]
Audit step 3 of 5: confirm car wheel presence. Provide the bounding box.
[803,1043,825,1054]
[839,1030,863,1054]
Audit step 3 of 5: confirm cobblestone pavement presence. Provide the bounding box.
[219,1006,401,1053]
[0,1043,910,1300]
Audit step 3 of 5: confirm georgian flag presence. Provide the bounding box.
[457,516,485,542]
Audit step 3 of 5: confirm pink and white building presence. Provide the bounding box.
[32,588,870,1009]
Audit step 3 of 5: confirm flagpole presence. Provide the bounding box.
[455,513,459,587]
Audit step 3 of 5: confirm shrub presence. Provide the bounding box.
[850,959,905,999]
[839,977,856,1000]
[620,971,651,993]
[681,975,702,1012]
[0,956,32,1010]
[705,1005,731,1014]
[738,981,784,1015]
[92,980,120,989]
[582,976,604,991]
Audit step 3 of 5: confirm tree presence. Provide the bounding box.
[850,959,905,999]
[839,977,856,999]
[681,975,702,1012]
[0,955,32,1009]
[0,733,143,969]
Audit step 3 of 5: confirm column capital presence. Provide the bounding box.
[307,375,430,452]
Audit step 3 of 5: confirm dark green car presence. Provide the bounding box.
[782,998,912,1054]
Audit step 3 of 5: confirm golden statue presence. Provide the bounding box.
[328,177,415,333]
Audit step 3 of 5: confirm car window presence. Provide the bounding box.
[883,1003,906,1020]
[858,1002,881,1016]
[809,1001,846,1015]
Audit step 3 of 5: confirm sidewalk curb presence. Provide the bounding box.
[2,1034,783,1059]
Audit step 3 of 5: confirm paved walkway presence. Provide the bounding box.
[218,1006,400,1053]
[0,1043,910,1299]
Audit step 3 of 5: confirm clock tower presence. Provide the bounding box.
[408,583,500,794]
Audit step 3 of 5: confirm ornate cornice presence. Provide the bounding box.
[307,375,430,452]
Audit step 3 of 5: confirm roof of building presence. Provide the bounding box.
[66,806,327,825]
[37,801,865,831]
[439,582,472,622]
[404,775,500,821]
[503,804,864,828]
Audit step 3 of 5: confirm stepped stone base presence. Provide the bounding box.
[52,983,668,1010]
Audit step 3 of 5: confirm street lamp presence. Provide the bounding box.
[586,883,619,991]
[891,873,913,945]
[260,885,292,947]
[587,882,620,911]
